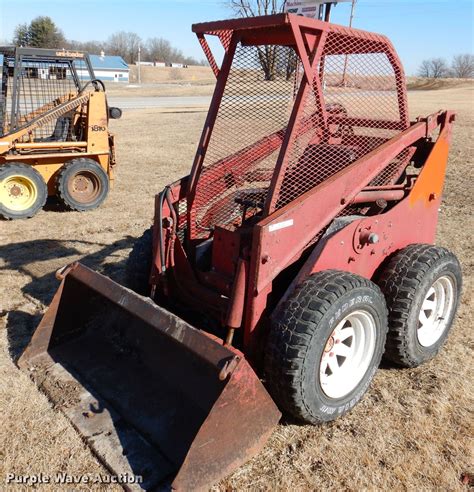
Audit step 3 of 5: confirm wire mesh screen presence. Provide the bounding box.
[274,30,408,210]
[190,43,299,238]
[1,55,86,140]
[0,53,8,136]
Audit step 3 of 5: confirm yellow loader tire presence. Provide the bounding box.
[56,158,109,212]
[0,163,47,220]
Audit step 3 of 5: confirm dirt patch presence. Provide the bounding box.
[1,86,473,490]
[33,368,82,411]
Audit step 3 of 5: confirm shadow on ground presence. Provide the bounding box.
[1,235,181,489]
[1,236,135,361]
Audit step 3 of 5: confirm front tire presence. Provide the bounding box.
[0,163,47,219]
[56,158,109,211]
[378,244,462,368]
[265,270,388,424]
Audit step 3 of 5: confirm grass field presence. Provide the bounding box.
[0,81,473,490]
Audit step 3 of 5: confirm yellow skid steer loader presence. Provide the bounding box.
[0,47,121,219]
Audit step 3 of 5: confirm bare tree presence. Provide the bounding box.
[230,0,287,80]
[107,31,142,64]
[417,59,432,78]
[145,37,201,65]
[451,54,474,79]
[67,39,105,54]
[230,0,285,17]
[147,37,177,63]
[430,58,448,79]
[11,20,211,66]
[417,58,448,79]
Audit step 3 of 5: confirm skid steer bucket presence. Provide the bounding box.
[18,263,281,490]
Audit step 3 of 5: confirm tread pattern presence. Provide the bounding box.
[56,158,109,211]
[265,270,387,423]
[378,244,460,367]
[0,163,47,219]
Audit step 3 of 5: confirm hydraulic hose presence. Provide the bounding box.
[158,188,168,273]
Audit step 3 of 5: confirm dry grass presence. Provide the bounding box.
[104,82,215,98]
[407,77,474,91]
[103,76,474,100]
[1,85,473,490]
[128,65,214,85]
[104,64,215,98]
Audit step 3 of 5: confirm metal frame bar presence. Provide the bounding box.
[264,23,328,215]
[186,33,239,233]
[10,50,21,130]
[4,47,95,133]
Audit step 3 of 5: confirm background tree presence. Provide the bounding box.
[13,23,30,46]
[67,40,105,55]
[147,37,179,63]
[451,54,474,78]
[13,16,66,48]
[417,58,448,79]
[430,58,448,78]
[230,0,284,17]
[417,59,432,78]
[230,0,287,80]
[12,18,207,66]
[106,31,142,64]
[145,37,202,65]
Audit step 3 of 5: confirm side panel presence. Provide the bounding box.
[86,91,110,154]
[285,112,454,294]
[242,112,453,349]
[252,119,430,295]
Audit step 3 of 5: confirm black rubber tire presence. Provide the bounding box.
[125,227,153,295]
[0,163,47,220]
[378,244,462,368]
[265,270,388,424]
[56,158,109,211]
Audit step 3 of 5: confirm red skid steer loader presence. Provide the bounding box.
[19,14,462,490]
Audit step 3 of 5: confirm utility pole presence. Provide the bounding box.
[138,44,141,85]
[342,0,356,86]
[349,0,356,28]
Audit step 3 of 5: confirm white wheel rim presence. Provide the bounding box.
[417,275,455,347]
[319,310,377,399]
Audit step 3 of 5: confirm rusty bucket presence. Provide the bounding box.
[18,263,281,490]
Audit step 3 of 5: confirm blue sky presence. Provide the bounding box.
[0,0,472,75]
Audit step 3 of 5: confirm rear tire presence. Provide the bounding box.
[0,163,47,219]
[126,227,153,295]
[378,244,462,368]
[56,158,109,211]
[265,270,388,424]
